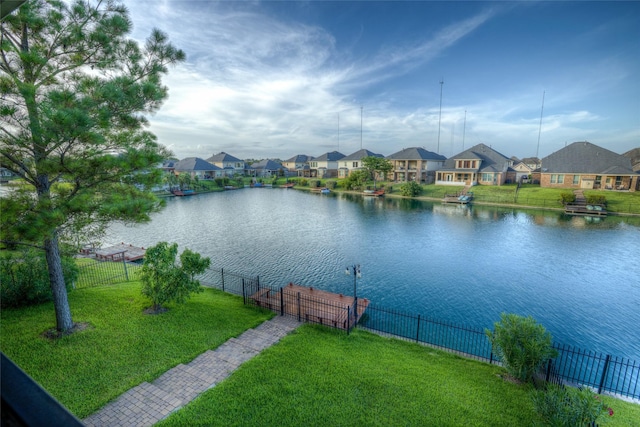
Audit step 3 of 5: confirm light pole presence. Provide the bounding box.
[345,264,361,325]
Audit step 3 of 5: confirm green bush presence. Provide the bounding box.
[310,180,321,188]
[586,195,606,206]
[0,249,78,308]
[485,313,558,383]
[531,384,614,426]
[325,180,337,189]
[560,192,576,205]
[399,181,422,197]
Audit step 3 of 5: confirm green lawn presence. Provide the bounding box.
[0,282,273,418]
[158,325,640,426]
[2,283,639,425]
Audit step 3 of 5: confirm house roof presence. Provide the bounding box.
[341,149,384,161]
[439,143,510,172]
[285,154,311,163]
[207,152,243,163]
[541,141,635,174]
[312,151,345,162]
[386,147,446,161]
[174,157,220,171]
[251,159,285,170]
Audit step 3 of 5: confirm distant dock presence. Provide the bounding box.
[82,243,146,262]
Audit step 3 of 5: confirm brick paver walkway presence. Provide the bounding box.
[83,316,300,427]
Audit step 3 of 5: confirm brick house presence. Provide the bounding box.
[540,141,639,192]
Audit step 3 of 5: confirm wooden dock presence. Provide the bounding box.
[91,243,146,262]
[443,193,473,204]
[564,204,607,217]
[250,283,369,330]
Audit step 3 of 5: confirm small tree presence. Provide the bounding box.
[139,242,210,313]
[362,156,393,189]
[485,313,558,383]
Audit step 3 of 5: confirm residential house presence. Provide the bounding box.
[206,152,246,177]
[283,154,311,176]
[174,157,222,180]
[337,149,384,178]
[304,151,345,179]
[251,159,286,178]
[435,143,513,186]
[511,157,541,183]
[540,141,639,192]
[386,147,446,183]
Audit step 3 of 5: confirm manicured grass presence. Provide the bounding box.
[0,282,273,418]
[157,325,640,426]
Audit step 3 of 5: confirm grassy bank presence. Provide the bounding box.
[0,282,273,418]
[2,283,639,425]
[159,325,640,426]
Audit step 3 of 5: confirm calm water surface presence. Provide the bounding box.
[107,189,640,360]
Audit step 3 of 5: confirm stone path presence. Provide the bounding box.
[83,316,300,427]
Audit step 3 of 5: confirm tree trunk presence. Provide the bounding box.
[44,232,74,332]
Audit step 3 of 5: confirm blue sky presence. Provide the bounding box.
[125,1,640,161]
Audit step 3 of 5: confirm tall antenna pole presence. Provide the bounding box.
[337,112,340,151]
[360,105,363,150]
[536,91,545,158]
[462,109,467,151]
[437,78,444,154]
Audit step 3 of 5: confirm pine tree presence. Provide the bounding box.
[0,0,185,332]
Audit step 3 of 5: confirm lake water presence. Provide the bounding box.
[106,189,640,360]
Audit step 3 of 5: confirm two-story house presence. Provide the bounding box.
[511,157,541,183]
[338,149,384,178]
[306,151,345,179]
[251,159,286,178]
[283,154,311,175]
[540,141,639,191]
[435,143,513,186]
[206,152,246,177]
[386,147,446,183]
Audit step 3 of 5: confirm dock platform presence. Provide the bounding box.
[89,243,146,262]
[564,204,607,217]
[250,283,369,330]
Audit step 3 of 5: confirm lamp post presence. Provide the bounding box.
[345,264,361,325]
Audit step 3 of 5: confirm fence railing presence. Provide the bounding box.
[77,261,640,401]
[75,257,141,289]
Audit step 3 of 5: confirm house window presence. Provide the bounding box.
[551,174,564,184]
[573,175,579,185]
[472,161,477,168]
[311,162,318,167]
[595,175,601,186]
[482,173,492,182]
[352,162,358,168]
[615,176,622,186]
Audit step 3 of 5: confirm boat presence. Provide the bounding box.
[363,189,385,197]
[312,187,330,194]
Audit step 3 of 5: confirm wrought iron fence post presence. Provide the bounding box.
[598,354,611,394]
[545,359,552,382]
[221,268,224,292]
[122,257,129,281]
[242,278,246,305]
[416,314,421,343]
[280,287,284,316]
[297,292,301,322]
[347,305,351,335]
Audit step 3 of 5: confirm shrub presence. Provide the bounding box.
[531,384,614,426]
[560,192,576,205]
[586,195,606,206]
[485,313,558,383]
[299,179,309,187]
[325,180,337,189]
[399,181,421,197]
[0,249,78,308]
[139,242,211,312]
[310,180,321,188]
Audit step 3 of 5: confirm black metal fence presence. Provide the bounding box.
[75,261,640,401]
[75,257,141,289]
